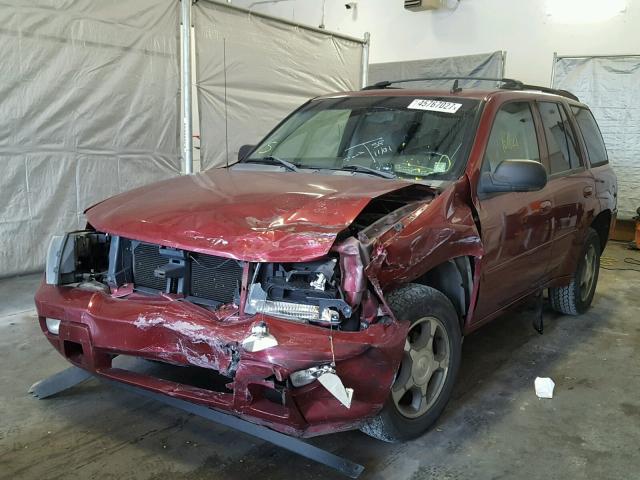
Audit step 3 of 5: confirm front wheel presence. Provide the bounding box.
[549,228,601,315]
[360,284,462,442]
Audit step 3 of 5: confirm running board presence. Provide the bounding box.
[28,367,364,478]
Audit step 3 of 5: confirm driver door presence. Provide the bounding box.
[473,101,554,322]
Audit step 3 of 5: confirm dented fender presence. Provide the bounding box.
[373,179,483,288]
[342,178,485,329]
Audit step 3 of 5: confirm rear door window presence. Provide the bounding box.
[482,101,540,174]
[538,102,582,174]
[571,106,609,167]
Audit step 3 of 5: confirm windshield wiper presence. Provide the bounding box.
[244,156,299,172]
[339,165,396,179]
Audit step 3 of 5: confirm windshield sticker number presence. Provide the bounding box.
[408,99,462,114]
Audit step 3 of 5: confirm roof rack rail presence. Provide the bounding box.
[501,82,580,101]
[363,76,522,91]
[362,76,580,101]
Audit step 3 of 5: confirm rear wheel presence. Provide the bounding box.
[549,228,601,315]
[360,284,462,442]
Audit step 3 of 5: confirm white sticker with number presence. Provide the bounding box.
[407,99,462,114]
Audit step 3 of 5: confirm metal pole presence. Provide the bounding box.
[550,51,557,88]
[181,0,194,175]
[361,32,370,88]
[203,0,366,44]
[555,53,640,60]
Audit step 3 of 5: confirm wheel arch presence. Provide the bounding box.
[413,256,474,330]
[590,209,612,252]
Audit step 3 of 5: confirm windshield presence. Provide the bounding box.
[247,96,481,180]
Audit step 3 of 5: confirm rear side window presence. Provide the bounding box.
[538,102,582,174]
[572,106,609,167]
[482,102,540,174]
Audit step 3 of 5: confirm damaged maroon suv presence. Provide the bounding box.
[35,79,617,442]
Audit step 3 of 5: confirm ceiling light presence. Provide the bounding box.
[546,0,626,24]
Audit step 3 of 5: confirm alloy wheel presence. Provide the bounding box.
[392,316,451,419]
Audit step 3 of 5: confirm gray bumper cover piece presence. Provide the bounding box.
[29,366,364,478]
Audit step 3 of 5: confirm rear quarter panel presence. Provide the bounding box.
[591,163,618,217]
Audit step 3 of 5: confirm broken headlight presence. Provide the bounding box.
[245,258,352,326]
[46,230,110,286]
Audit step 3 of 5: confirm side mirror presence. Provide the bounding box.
[238,145,255,162]
[478,159,547,195]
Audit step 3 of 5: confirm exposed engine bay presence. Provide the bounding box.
[49,232,362,331]
[47,186,436,334]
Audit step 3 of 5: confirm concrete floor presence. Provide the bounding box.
[1,241,639,480]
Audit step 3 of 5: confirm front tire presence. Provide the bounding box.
[360,284,462,442]
[549,228,601,315]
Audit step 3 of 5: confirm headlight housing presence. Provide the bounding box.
[45,231,110,286]
[245,283,343,324]
[244,258,352,326]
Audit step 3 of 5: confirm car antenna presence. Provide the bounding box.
[450,78,462,94]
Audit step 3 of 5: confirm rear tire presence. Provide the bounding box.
[549,228,601,315]
[360,284,462,442]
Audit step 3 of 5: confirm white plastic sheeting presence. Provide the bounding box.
[0,0,181,278]
[369,51,505,89]
[553,55,640,219]
[194,1,365,169]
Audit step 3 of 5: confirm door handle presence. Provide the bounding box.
[583,186,594,197]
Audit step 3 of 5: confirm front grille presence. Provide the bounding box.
[190,253,242,304]
[133,243,166,291]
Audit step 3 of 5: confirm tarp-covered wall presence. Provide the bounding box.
[553,55,640,219]
[0,0,181,278]
[194,1,364,169]
[369,51,505,88]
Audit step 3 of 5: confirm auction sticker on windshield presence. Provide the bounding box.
[408,99,462,114]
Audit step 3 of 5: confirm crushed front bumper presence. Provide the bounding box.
[35,283,406,437]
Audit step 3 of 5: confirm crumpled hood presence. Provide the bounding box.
[86,169,422,262]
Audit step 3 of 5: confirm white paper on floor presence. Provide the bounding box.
[534,377,555,399]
